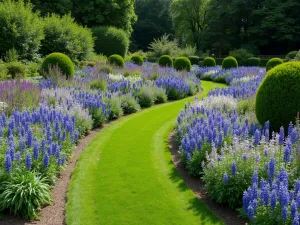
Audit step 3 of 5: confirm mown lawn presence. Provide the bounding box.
[66,81,227,225]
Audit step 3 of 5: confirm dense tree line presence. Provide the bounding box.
[4,0,300,55]
[171,0,300,56]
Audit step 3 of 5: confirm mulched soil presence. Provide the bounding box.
[168,131,248,225]
[0,128,101,225]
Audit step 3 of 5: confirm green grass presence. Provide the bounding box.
[66,81,227,225]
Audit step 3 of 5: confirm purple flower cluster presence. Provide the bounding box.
[244,168,300,224]
[2,106,79,173]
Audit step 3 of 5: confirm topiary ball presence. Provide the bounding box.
[222,56,238,69]
[188,56,200,65]
[246,57,261,67]
[286,51,299,60]
[203,57,216,67]
[108,54,124,67]
[131,54,143,66]
[41,53,74,79]
[256,62,300,132]
[158,55,173,67]
[266,58,284,71]
[174,57,191,71]
[92,26,129,58]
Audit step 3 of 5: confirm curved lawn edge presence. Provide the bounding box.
[66,81,227,225]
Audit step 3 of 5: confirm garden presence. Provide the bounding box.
[1,0,300,225]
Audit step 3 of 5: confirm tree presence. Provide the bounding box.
[131,0,173,51]
[24,0,72,16]
[71,0,137,34]
[171,0,210,50]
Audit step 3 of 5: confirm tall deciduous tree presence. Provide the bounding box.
[171,0,210,50]
[24,0,72,16]
[131,0,173,51]
[71,0,137,34]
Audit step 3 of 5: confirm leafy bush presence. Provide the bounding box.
[159,55,173,67]
[105,97,123,120]
[222,56,238,69]
[0,0,43,60]
[26,62,40,77]
[92,26,129,58]
[98,64,113,74]
[41,14,94,61]
[0,171,51,220]
[256,62,300,131]
[89,107,106,128]
[266,58,283,71]
[229,49,253,66]
[260,59,269,67]
[89,79,107,91]
[131,54,143,66]
[148,34,178,58]
[153,87,168,104]
[174,45,196,57]
[120,94,140,114]
[186,143,211,176]
[203,57,216,67]
[41,53,75,79]
[6,62,26,79]
[246,57,260,67]
[135,86,156,108]
[174,57,191,71]
[188,56,200,65]
[286,51,298,60]
[4,48,19,63]
[0,62,8,80]
[108,54,125,67]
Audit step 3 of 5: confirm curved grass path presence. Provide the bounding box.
[66,81,227,225]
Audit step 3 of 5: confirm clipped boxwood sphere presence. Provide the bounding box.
[222,56,238,69]
[266,58,284,71]
[174,57,191,71]
[286,51,298,60]
[158,55,173,67]
[256,62,300,131]
[92,26,129,58]
[41,53,74,79]
[188,56,200,65]
[246,57,261,67]
[203,57,216,67]
[108,54,124,67]
[131,54,143,66]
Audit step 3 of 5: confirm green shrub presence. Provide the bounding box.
[41,14,94,61]
[42,53,74,79]
[4,48,19,63]
[153,87,168,104]
[186,143,211,176]
[188,56,200,65]
[0,171,51,220]
[92,26,129,58]
[148,34,178,58]
[26,62,40,77]
[229,49,253,66]
[174,57,191,71]
[266,58,284,71]
[158,55,173,67]
[0,0,43,60]
[203,57,216,67]
[105,97,123,120]
[98,64,114,74]
[120,94,140,114]
[6,62,26,79]
[89,79,107,91]
[0,63,8,80]
[89,107,106,128]
[286,51,298,60]
[108,54,125,67]
[131,54,143,66]
[246,57,261,67]
[135,86,155,108]
[222,56,238,69]
[256,62,300,131]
